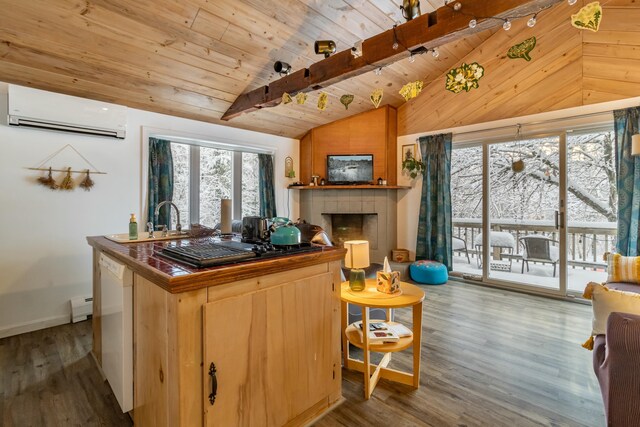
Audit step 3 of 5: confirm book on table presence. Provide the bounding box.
[352,321,411,344]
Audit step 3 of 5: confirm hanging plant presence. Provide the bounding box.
[402,157,426,179]
[511,124,526,173]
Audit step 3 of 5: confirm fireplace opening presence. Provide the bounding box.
[325,213,378,249]
[331,214,363,247]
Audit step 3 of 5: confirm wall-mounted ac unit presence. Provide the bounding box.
[7,85,127,139]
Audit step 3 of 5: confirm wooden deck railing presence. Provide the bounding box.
[453,218,616,270]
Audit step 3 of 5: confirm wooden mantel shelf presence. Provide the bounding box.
[288,185,410,190]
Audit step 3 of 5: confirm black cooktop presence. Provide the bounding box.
[158,240,322,268]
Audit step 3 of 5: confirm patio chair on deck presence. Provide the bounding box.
[452,236,470,263]
[519,235,559,277]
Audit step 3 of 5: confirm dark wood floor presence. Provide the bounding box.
[0,319,132,426]
[317,282,604,427]
[0,282,604,427]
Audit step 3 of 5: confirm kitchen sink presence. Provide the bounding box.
[105,232,190,244]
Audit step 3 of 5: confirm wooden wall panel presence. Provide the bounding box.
[303,106,396,184]
[299,132,313,184]
[398,0,584,135]
[582,2,640,106]
[398,0,640,136]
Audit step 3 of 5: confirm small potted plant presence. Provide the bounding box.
[402,157,425,179]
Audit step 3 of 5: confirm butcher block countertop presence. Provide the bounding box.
[87,236,346,294]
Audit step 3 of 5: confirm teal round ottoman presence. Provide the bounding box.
[410,260,448,285]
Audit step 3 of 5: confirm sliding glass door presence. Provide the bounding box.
[451,124,617,298]
[565,128,616,294]
[486,135,563,292]
[451,145,483,279]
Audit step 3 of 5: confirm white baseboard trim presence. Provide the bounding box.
[0,314,70,339]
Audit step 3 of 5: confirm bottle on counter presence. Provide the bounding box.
[129,213,138,240]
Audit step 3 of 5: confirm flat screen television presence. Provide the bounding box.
[326,154,374,185]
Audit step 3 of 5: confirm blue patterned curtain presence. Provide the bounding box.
[147,138,174,228]
[258,153,277,218]
[614,107,640,256]
[416,133,453,270]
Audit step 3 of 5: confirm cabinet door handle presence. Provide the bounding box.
[208,362,218,405]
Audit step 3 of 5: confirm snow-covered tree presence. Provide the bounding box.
[451,130,616,223]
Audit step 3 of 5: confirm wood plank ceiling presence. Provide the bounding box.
[0,0,493,138]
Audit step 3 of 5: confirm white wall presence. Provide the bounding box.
[396,96,640,261]
[0,83,299,338]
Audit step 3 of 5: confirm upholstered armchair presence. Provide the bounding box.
[593,311,640,426]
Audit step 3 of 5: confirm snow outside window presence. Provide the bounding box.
[170,143,260,228]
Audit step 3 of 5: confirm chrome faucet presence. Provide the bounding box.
[154,201,182,235]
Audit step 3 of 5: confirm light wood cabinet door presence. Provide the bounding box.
[203,273,337,426]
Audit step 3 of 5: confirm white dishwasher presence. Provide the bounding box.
[99,252,133,413]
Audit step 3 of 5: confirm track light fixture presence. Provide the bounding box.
[392,24,399,50]
[351,40,363,58]
[273,61,292,76]
[399,0,421,22]
[315,40,336,58]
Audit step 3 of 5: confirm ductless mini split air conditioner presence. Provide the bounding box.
[6,85,127,139]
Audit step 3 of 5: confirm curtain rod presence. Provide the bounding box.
[150,133,275,155]
[448,110,616,139]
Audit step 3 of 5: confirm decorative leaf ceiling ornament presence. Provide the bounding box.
[317,92,328,111]
[445,62,485,94]
[399,81,424,101]
[571,2,602,32]
[282,92,293,104]
[295,92,307,105]
[370,88,383,108]
[507,37,537,61]
[340,94,354,110]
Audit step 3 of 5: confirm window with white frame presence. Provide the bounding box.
[169,142,261,229]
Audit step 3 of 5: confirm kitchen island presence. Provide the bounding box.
[87,236,345,427]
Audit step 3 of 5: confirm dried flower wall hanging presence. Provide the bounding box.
[59,167,74,190]
[370,88,383,108]
[399,81,424,101]
[317,92,329,111]
[340,94,354,110]
[507,37,537,61]
[445,62,485,94]
[295,92,307,105]
[282,92,293,104]
[27,144,106,192]
[37,167,59,190]
[79,170,94,191]
[571,2,602,32]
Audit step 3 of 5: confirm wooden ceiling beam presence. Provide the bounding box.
[222,0,562,121]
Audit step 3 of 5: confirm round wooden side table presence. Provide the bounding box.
[340,279,425,399]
